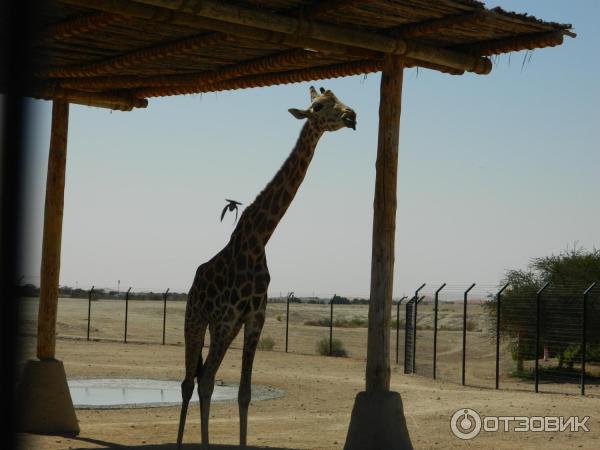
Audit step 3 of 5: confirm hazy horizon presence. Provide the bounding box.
[19,1,599,300]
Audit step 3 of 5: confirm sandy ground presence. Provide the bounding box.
[16,298,600,449]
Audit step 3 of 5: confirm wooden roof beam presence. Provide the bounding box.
[39,32,233,78]
[55,49,339,90]
[131,56,462,99]
[62,0,489,75]
[296,0,363,19]
[454,30,566,56]
[52,45,462,93]
[30,87,148,111]
[130,0,491,74]
[40,0,352,78]
[136,60,384,98]
[389,11,494,39]
[37,12,127,43]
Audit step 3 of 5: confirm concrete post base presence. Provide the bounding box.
[15,359,79,435]
[344,391,413,450]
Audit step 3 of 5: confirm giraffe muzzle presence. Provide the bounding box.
[342,112,357,130]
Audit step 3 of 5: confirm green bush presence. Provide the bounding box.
[317,337,347,357]
[257,336,275,351]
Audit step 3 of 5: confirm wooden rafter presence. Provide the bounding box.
[51,47,463,94]
[41,0,361,80]
[39,32,233,78]
[454,30,565,56]
[131,55,463,99]
[61,0,491,75]
[388,11,493,39]
[130,0,492,74]
[37,12,127,43]
[134,60,384,98]
[295,0,363,18]
[55,49,340,90]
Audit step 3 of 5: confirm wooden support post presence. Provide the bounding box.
[345,54,412,450]
[365,54,403,393]
[37,100,69,360]
[16,100,79,435]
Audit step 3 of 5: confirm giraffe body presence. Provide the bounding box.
[177,87,356,449]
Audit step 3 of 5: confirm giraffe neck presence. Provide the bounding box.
[233,121,324,247]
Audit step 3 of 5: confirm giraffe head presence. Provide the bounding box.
[289,86,356,132]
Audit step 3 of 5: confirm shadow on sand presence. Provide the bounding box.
[62,435,301,450]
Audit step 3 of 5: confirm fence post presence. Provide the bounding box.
[162,288,170,345]
[462,283,476,386]
[396,296,407,365]
[285,292,293,353]
[329,296,335,356]
[412,284,426,374]
[433,283,446,380]
[581,282,596,396]
[87,286,94,341]
[534,282,549,393]
[495,283,510,389]
[124,287,132,343]
[413,295,425,373]
[404,297,415,374]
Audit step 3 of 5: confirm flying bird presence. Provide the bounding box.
[221,199,242,223]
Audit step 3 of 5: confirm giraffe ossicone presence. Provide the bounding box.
[177,86,357,449]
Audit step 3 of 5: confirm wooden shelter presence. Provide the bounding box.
[13,0,573,447]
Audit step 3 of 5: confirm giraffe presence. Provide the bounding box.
[177,86,357,449]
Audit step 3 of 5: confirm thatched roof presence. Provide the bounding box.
[20,0,574,111]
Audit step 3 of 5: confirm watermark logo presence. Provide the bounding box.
[451,408,482,440]
[450,408,590,440]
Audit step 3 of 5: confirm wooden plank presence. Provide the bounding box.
[37,101,69,360]
[366,54,403,392]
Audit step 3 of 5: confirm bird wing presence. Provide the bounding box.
[220,204,229,222]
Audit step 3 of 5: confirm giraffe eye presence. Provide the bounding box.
[313,103,323,112]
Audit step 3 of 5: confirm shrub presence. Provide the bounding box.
[465,319,480,332]
[257,336,275,351]
[390,319,405,328]
[304,318,331,327]
[317,337,347,357]
[304,317,369,328]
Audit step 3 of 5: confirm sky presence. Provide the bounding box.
[19,1,600,300]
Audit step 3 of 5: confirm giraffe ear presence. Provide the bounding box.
[288,108,309,120]
[309,86,319,101]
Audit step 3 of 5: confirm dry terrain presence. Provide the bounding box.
[16,298,600,449]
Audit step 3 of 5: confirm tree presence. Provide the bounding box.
[484,246,600,373]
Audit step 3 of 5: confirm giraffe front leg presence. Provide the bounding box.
[198,322,242,450]
[239,305,266,447]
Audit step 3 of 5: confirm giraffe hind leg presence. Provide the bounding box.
[177,322,207,449]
